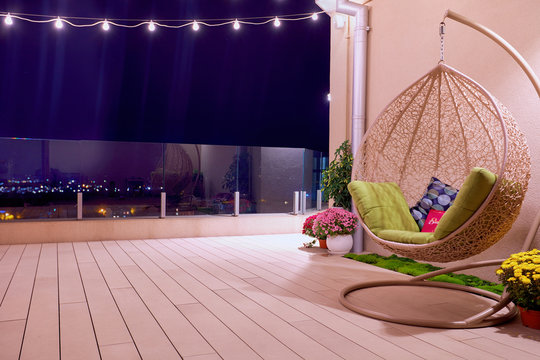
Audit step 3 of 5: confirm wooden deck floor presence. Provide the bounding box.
[1,234,539,360]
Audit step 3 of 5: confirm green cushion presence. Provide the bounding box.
[348,181,419,236]
[434,167,497,239]
[376,229,436,244]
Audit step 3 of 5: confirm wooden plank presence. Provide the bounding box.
[469,323,540,355]
[0,244,9,261]
[58,242,86,304]
[0,245,25,302]
[59,302,101,360]
[99,342,141,360]
[159,240,310,323]
[87,241,131,289]
[145,240,230,291]
[20,243,59,360]
[244,276,421,360]
[0,244,40,321]
[178,303,262,360]
[77,260,134,346]
[291,319,383,360]
[215,287,342,360]
[463,337,540,360]
[132,240,301,360]
[110,287,181,360]
[73,242,96,263]
[114,263,216,357]
[183,354,223,360]
[123,240,198,305]
[164,239,257,279]
[0,319,26,359]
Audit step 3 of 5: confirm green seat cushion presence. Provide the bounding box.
[376,229,436,244]
[348,181,419,236]
[434,167,497,239]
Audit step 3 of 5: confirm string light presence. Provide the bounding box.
[4,13,12,25]
[55,17,63,29]
[102,19,110,31]
[0,10,326,31]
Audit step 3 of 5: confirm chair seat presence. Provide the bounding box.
[375,229,435,244]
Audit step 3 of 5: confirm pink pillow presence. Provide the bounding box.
[421,209,445,232]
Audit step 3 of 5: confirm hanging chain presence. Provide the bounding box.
[439,21,446,63]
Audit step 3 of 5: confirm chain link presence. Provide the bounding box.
[439,22,446,63]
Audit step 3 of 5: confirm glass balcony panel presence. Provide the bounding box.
[79,140,161,218]
[1,138,328,220]
[0,138,79,220]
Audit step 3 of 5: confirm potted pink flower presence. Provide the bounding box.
[302,214,327,248]
[312,208,358,255]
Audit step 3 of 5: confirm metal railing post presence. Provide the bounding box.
[77,192,83,220]
[293,191,299,215]
[160,192,166,218]
[233,191,240,216]
[301,191,307,214]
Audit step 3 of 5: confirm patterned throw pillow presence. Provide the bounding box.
[410,177,459,230]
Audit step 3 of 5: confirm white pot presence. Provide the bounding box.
[326,234,353,255]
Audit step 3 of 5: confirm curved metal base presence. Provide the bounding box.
[339,259,519,329]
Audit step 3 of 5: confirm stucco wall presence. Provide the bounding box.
[329,0,540,279]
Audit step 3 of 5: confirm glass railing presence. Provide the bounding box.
[0,138,328,220]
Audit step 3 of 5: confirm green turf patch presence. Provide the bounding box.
[344,253,504,295]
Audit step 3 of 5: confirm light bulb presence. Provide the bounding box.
[274,17,281,27]
[233,19,240,30]
[148,21,156,32]
[102,20,110,31]
[312,13,319,21]
[55,17,63,29]
[327,93,331,102]
[192,20,199,31]
[4,13,13,26]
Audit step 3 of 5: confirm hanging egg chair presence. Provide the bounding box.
[352,63,530,262]
[340,10,539,328]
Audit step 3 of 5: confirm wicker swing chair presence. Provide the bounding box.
[353,63,531,263]
[338,10,539,328]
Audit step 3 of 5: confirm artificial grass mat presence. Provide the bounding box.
[344,253,504,295]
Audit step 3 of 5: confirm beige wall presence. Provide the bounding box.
[329,0,540,278]
[0,213,310,245]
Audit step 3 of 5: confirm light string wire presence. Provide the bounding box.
[1,10,326,30]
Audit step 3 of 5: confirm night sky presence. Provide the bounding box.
[0,1,330,153]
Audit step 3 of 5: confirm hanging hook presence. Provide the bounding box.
[439,21,446,63]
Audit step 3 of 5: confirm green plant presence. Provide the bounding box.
[322,140,353,210]
[496,249,540,310]
[344,253,504,295]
